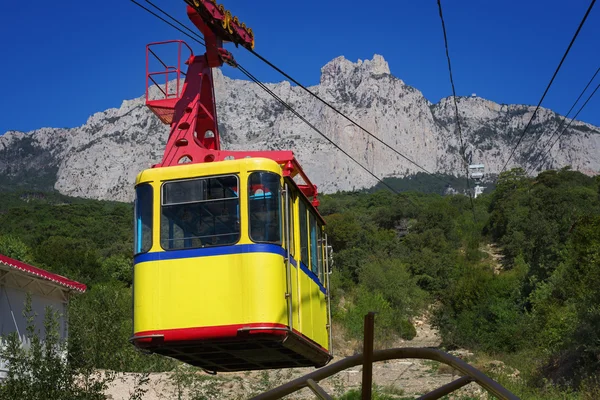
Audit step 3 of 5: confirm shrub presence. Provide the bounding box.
[0,294,112,400]
[68,282,175,372]
[0,235,33,263]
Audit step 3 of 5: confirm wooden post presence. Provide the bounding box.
[362,312,375,400]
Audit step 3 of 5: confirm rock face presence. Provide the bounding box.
[1,55,599,201]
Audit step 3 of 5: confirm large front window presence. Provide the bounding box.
[134,184,153,254]
[160,175,240,249]
[248,172,282,244]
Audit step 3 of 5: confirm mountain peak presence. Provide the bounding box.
[363,54,391,75]
[320,54,390,85]
[2,53,599,202]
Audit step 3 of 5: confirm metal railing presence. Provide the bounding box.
[145,40,193,102]
[251,313,519,400]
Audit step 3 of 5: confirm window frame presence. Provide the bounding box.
[159,174,241,251]
[286,185,296,257]
[161,175,240,206]
[317,222,324,282]
[247,171,283,245]
[309,212,319,275]
[299,198,310,267]
[134,183,154,255]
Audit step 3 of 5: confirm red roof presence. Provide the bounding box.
[0,253,87,293]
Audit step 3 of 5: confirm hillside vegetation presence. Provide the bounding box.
[0,167,599,398]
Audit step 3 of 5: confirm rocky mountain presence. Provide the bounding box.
[1,55,599,201]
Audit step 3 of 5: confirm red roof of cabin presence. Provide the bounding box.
[0,253,87,293]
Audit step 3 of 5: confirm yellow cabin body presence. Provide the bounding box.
[131,158,332,371]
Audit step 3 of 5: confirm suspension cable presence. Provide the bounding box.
[530,81,600,172]
[526,66,600,174]
[236,64,402,195]
[131,0,207,45]
[437,0,476,221]
[242,47,449,183]
[144,0,451,185]
[499,0,597,174]
[131,0,404,195]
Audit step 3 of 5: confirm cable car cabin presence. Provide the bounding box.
[131,157,332,372]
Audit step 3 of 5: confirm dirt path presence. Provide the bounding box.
[104,318,488,399]
[481,243,505,274]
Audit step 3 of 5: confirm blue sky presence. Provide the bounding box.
[0,0,598,134]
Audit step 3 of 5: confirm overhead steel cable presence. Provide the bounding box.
[500,0,597,174]
[436,0,476,221]
[243,47,449,183]
[526,66,600,174]
[130,0,403,195]
[236,64,402,195]
[130,0,207,46]
[530,80,600,172]
[141,0,452,185]
[238,67,438,209]
[437,0,467,166]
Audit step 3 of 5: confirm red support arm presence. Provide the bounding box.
[144,1,319,205]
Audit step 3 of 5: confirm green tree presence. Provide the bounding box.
[0,295,112,399]
[100,254,133,286]
[68,282,174,372]
[0,235,33,263]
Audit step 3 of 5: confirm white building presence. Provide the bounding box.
[0,253,86,378]
[468,164,485,180]
[468,164,486,199]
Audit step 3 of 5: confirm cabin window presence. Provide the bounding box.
[248,172,282,244]
[160,175,240,249]
[310,213,318,275]
[317,223,324,282]
[299,200,309,265]
[134,184,153,254]
[287,188,295,257]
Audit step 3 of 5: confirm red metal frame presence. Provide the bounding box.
[146,40,193,100]
[131,322,331,372]
[144,2,319,205]
[184,0,255,51]
[146,40,194,124]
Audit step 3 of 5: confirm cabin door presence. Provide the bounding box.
[283,183,298,331]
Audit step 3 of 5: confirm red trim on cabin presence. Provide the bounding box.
[134,323,288,343]
[133,323,329,353]
[0,253,87,293]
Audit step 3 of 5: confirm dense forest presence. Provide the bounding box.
[371,172,495,195]
[0,167,599,398]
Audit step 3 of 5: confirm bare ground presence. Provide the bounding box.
[481,243,505,275]
[104,318,491,399]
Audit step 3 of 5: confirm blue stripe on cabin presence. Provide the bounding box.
[134,244,326,294]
